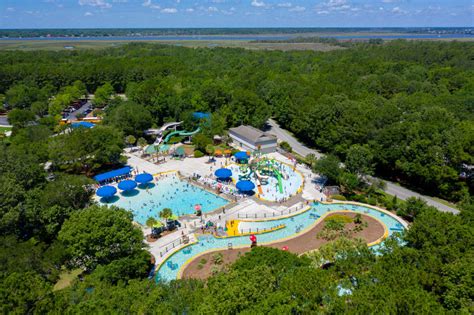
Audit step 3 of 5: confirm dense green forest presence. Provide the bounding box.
[0,41,473,313]
[1,41,472,200]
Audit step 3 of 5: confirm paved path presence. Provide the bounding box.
[266,119,459,214]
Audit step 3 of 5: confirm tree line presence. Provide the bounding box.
[1,40,472,201]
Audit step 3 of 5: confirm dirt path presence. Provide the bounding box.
[182,212,385,280]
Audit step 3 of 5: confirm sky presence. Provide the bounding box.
[1,0,473,29]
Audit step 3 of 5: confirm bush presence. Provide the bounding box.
[331,194,347,201]
[212,253,224,265]
[325,214,353,224]
[199,258,207,265]
[168,136,184,144]
[194,150,204,158]
[279,141,292,152]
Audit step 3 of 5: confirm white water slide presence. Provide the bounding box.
[144,121,183,144]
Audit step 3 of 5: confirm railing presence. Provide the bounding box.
[237,224,285,235]
[237,203,306,219]
[158,233,192,258]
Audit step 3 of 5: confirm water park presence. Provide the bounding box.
[93,118,409,283]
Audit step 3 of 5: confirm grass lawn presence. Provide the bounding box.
[53,268,83,291]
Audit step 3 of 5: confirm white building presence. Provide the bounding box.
[229,125,277,154]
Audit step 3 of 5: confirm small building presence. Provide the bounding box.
[228,125,277,154]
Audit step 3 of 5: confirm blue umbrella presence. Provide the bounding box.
[236,180,255,192]
[214,168,232,179]
[234,151,249,160]
[118,180,137,191]
[135,173,153,184]
[96,185,117,198]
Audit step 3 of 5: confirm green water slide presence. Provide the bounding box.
[275,170,283,193]
[163,127,201,144]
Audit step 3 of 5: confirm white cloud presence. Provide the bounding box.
[78,0,112,9]
[289,5,305,12]
[277,2,292,8]
[317,10,329,14]
[112,0,127,3]
[391,6,407,14]
[84,11,93,16]
[185,8,195,12]
[208,6,218,12]
[143,0,160,9]
[251,0,265,7]
[211,0,225,3]
[161,8,177,13]
[6,7,15,12]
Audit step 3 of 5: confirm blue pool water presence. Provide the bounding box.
[101,174,229,225]
[156,202,406,281]
[228,161,303,202]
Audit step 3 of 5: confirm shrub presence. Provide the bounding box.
[194,150,204,158]
[168,136,184,144]
[331,194,347,201]
[197,263,204,270]
[325,214,353,224]
[199,258,207,265]
[211,266,220,275]
[354,213,362,224]
[212,253,224,265]
[279,141,292,152]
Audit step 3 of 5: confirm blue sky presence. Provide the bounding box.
[1,0,473,28]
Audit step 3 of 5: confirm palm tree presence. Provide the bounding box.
[145,216,157,228]
[125,135,136,148]
[205,144,215,161]
[159,208,173,221]
[137,137,147,155]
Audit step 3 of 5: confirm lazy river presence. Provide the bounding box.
[156,202,407,282]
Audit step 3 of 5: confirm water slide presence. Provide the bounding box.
[163,127,201,144]
[151,122,183,144]
[276,171,283,194]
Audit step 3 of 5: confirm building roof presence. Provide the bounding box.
[94,166,131,182]
[229,125,276,144]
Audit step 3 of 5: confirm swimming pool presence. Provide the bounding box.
[227,161,303,202]
[100,174,229,225]
[156,202,406,282]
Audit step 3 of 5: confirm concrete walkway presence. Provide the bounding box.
[266,119,459,214]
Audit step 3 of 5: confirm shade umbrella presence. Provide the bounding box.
[194,204,202,211]
[214,149,222,156]
[135,173,153,184]
[96,185,117,198]
[236,180,255,192]
[234,151,249,160]
[214,168,232,179]
[118,179,137,191]
[224,149,232,155]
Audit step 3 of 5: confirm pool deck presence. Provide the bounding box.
[122,149,326,268]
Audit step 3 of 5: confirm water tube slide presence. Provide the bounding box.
[163,127,201,144]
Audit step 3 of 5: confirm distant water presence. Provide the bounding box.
[1,34,473,41]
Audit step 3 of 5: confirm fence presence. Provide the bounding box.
[158,233,192,258]
[237,202,306,219]
[237,224,285,235]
